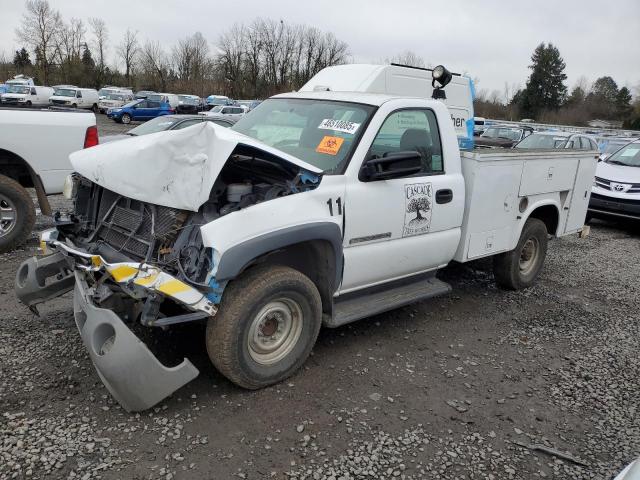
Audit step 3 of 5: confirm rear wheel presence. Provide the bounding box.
[206,265,322,389]
[0,174,35,253]
[91,103,98,113]
[493,218,548,290]
[121,113,131,124]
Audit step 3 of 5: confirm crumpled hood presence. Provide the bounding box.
[69,122,322,212]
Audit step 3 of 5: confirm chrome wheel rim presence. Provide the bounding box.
[122,115,130,124]
[519,237,539,276]
[247,298,303,365]
[0,193,17,237]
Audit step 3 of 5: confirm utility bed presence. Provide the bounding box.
[454,149,598,262]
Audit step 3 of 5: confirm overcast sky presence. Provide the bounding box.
[1,0,638,99]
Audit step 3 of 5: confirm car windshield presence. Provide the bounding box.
[7,85,29,94]
[122,100,140,108]
[606,143,640,167]
[55,88,77,97]
[179,96,198,105]
[106,93,127,101]
[128,116,181,136]
[603,141,631,155]
[209,105,223,113]
[516,133,568,149]
[232,98,375,174]
[147,94,164,102]
[481,127,522,141]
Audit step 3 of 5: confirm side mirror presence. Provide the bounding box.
[360,151,423,181]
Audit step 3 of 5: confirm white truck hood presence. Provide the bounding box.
[69,121,322,212]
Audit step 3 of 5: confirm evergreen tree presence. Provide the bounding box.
[518,43,567,118]
[566,85,585,106]
[13,48,32,71]
[616,87,633,119]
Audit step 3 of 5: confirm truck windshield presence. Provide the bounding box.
[232,98,375,173]
[515,133,568,149]
[7,85,29,94]
[55,89,77,97]
[606,143,640,167]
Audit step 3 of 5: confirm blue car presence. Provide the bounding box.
[107,99,174,124]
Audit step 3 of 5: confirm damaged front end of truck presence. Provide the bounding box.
[15,122,322,411]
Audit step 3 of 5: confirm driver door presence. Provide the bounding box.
[340,106,464,293]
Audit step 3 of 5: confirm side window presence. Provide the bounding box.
[368,109,443,174]
[579,137,592,150]
[76,91,82,98]
[31,88,37,95]
[147,101,161,108]
[222,107,231,114]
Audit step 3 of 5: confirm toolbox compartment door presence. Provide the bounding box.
[519,159,579,196]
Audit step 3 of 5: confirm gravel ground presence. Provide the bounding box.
[0,115,638,479]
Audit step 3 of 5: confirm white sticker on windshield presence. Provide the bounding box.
[318,119,361,135]
[621,147,639,157]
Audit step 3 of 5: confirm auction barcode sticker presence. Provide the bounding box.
[318,119,361,135]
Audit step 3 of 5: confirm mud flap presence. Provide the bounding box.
[73,272,199,412]
[15,252,75,312]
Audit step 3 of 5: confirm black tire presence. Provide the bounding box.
[121,113,131,124]
[0,174,35,253]
[25,101,32,107]
[91,104,98,113]
[71,103,77,108]
[493,218,548,290]
[206,265,322,389]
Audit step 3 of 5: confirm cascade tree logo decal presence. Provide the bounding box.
[403,183,432,237]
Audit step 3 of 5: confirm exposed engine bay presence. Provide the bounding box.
[55,145,320,319]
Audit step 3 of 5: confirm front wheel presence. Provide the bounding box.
[493,218,548,290]
[206,265,322,389]
[0,174,35,253]
[25,101,32,107]
[121,113,131,124]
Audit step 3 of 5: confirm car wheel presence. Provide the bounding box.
[206,265,322,389]
[25,101,32,107]
[91,104,98,113]
[121,113,131,124]
[493,218,548,290]
[71,103,77,108]
[0,174,35,253]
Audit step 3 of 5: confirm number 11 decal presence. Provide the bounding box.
[326,197,342,216]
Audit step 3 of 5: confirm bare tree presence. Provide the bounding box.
[88,17,108,86]
[172,32,211,94]
[387,50,425,68]
[15,0,62,83]
[140,40,169,91]
[117,29,139,85]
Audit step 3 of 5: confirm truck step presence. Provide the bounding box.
[328,275,451,328]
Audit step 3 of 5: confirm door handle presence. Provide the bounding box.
[436,189,453,204]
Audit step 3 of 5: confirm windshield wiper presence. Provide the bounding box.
[607,160,630,166]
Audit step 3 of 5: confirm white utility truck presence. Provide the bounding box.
[0,85,55,107]
[15,64,597,411]
[0,108,98,252]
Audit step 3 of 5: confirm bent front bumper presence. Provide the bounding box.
[73,271,199,411]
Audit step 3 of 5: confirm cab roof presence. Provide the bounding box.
[272,90,421,107]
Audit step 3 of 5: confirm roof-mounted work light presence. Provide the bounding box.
[432,65,452,99]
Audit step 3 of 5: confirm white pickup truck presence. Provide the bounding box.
[0,108,98,252]
[15,64,597,412]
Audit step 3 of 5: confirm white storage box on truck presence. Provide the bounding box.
[15,64,596,411]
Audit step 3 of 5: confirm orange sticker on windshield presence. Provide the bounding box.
[316,136,344,155]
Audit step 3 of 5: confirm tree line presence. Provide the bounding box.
[1,0,349,99]
[2,1,639,129]
[474,43,639,129]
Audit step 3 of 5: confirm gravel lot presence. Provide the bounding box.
[1,115,639,479]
